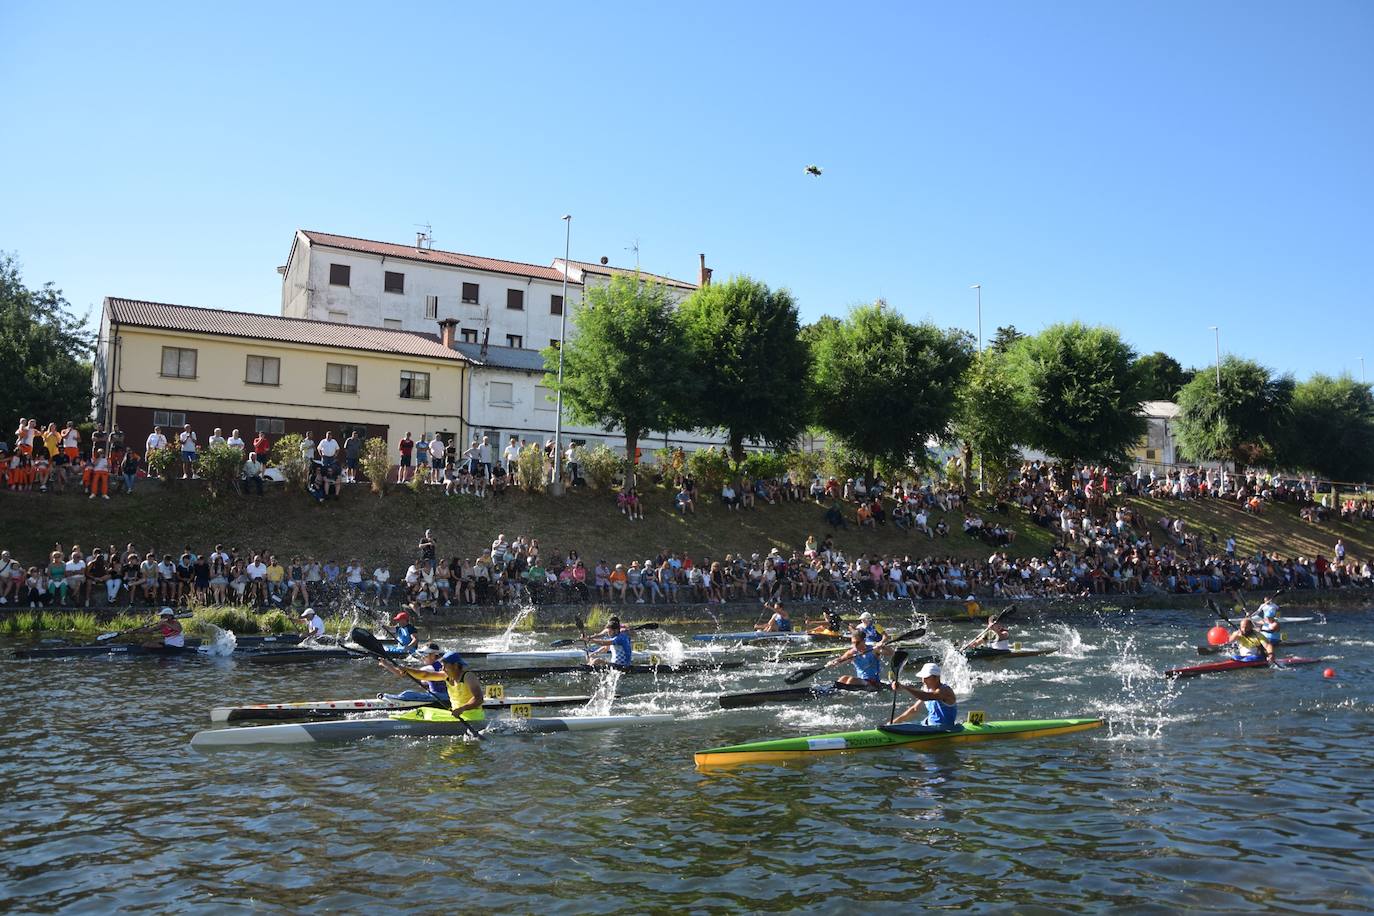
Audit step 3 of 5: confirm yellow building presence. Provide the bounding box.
[94,298,472,456]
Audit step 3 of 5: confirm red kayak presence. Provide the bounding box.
[1165,656,1324,679]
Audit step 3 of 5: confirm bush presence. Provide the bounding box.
[821,445,868,482]
[785,449,823,484]
[655,447,686,484]
[198,443,246,499]
[271,434,310,492]
[146,445,179,479]
[360,437,390,495]
[687,447,732,492]
[741,451,788,481]
[515,444,547,494]
[581,444,624,490]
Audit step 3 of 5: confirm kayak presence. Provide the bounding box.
[964,647,1056,661]
[1196,639,1316,656]
[191,707,673,748]
[693,628,848,644]
[426,660,746,679]
[245,646,409,665]
[694,717,1106,767]
[1248,615,1321,624]
[209,693,596,722]
[466,649,589,668]
[719,681,888,710]
[1164,656,1324,679]
[12,634,304,660]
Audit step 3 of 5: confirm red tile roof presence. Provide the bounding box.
[299,230,577,284]
[556,258,697,290]
[105,298,468,362]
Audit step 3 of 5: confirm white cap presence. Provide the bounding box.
[917,662,942,679]
[300,608,315,618]
[858,612,874,621]
[159,607,175,617]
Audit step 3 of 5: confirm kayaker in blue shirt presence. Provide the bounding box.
[588,618,634,667]
[379,643,448,703]
[756,602,792,633]
[1255,596,1282,645]
[390,610,418,655]
[855,611,888,652]
[891,662,958,728]
[824,630,884,688]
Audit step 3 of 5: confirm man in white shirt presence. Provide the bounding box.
[300,607,327,642]
[478,435,493,478]
[299,432,316,462]
[345,560,365,592]
[177,425,198,479]
[145,427,168,477]
[226,429,245,453]
[371,564,393,602]
[503,436,519,471]
[208,427,226,448]
[246,555,268,606]
[317,431,340,468]
[428,434,447,484]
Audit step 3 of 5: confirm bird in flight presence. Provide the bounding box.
[804,165,823,177]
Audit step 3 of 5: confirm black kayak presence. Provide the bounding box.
[719,681,891,710]
[964,647,1055,661]
[14,634,305,660]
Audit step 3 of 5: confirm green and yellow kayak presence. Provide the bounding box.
[694,717,1104,767]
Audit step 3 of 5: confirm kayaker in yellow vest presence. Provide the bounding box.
[400,651,487,726]
[1226,618,1274,663]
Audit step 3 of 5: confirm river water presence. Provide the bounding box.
[2,605,1372,913]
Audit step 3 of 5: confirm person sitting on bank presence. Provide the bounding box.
[890,662,958,727]
[242,451,265,495]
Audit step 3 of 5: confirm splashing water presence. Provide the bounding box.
[197,625,238,658]
[1096,632,1182,741]
[584,667,623,715]
[1047,623,1091,659]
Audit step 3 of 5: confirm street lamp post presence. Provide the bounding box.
[970,284,982,352]
[1209,326,1221,392]
[1360,356,1366,385]
[551,214,572,496]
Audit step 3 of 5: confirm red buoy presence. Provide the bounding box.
[1323,668,1336,679]
[1206,626,1229,647]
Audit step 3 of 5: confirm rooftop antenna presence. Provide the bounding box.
[415,222,434,250]
[625,238,640,271]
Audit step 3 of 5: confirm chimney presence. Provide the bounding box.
[437,317,458,349]
[417,231,425,251]
[698,253,712,287]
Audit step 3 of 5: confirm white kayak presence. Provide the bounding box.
[464,649,590,669]
[209,693,595,723]
[190,708,673,748]
[1248,614,1322,624]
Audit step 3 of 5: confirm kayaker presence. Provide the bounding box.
[127,607,185,648]
[756,602,792,633]
[300,607,327,643]
[855,611,887,650]
[890,662,958,728]
[970,619,1012,652]
[587,617,634,667]
[1226,617,1274,663]
[379,643,448,704]
[401,651,486,728]
[1255,595,1282,645]
[390,611,419,655]
[805,608,846,634]
[824,630,883,688]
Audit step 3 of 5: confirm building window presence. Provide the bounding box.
[245,355,281,386]
[400,370,430,400]
[550,294,564,316]
[329,263,351,286]
[327,310,349,322]
[383,319,403,330]
[384,271,405,294]
[160,346,197,379]
[460,328,479,343]
[153,410,187,428]
[534,384,556,411]
[506,288,524,310]
[489,382,514,406]
[506,334,523,349]
[1145,449,1157,461]
[255,418,286,435]
[425,295,439,319]
[462,282,479,304]
[326,363,358,394]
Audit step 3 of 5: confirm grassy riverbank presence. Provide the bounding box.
[2,477,1369,573]
[0,606,299,638]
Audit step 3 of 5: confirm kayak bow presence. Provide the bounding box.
[1164,656,1325,678]
[209,693,597,722]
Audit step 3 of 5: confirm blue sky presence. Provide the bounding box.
[3,1,1371,380]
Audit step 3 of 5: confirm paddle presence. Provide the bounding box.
[888,649,911,725]
[784,627,926,685]
[96,610,193,642]
[550,621,660,648]
[348,627,482,741]
[960,605,1016,651]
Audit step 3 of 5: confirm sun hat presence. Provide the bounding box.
[441,651,465,666]
[159,607,175,617]
[300,608,316,618]
[917,662,942,679]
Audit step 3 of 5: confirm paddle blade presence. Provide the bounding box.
[890,649,910,681]
[549,639,576,648]
[628,622,659,631]
[95,631,119,642]
[783,664,826,685]
[349,627,390,659]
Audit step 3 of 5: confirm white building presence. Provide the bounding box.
[281,229,733,458]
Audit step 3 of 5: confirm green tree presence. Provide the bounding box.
[1286,374,1374,482]
[954,348,1026,495]
[809,302,973,479]
[1005,322,1147,465]
[677,276,811,463]
[1174,356,1294,470]
[543,274,696,484]
[0,253,94,428]
[1135,351,1190,401]
[989,325,1026,354]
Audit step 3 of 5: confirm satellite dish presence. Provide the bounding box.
[600,256,609,265]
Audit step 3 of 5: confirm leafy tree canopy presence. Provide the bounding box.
[1286,374,1374,482]
[954,348,1027,494]
[1005,321,1146,465]
[0,253,94,432]
[1135,351,1191,401]
[1173,355,1293,469]
[676,275,811,462]
[809,302,973,477]
[989,324,1026,354]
